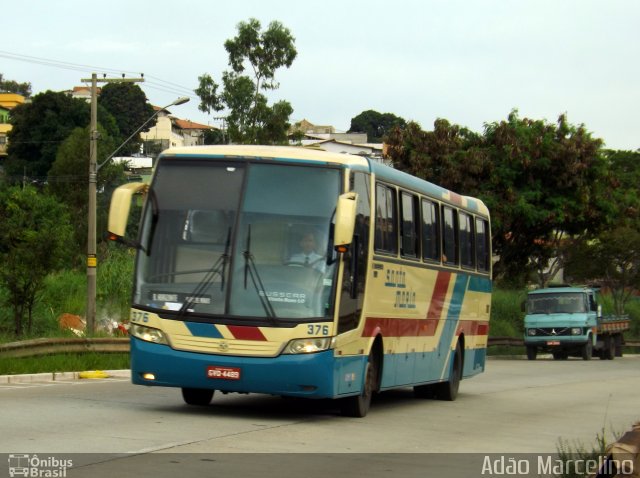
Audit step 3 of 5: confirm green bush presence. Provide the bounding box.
[0,243,134,339]
[490,289,527,337]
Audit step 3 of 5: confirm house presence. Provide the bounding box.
[140,106,215,155]
[0,93,26,157]
[306,138,383,158]
[289,118,385,161]
[66,86,100,102]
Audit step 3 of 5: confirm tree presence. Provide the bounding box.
[48,126,126,259]
[603,149,640,226]
[482,111,607,286]
[384,110,608,287]
[566,227,640,315]
[0,73,32,97]
[348,110,407,143]
[98,82,155,156]
[5,91,118,181]
[385,118,489,195]
[195,18,297,144]
[0,186,73,336]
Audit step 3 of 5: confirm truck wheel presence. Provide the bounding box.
[614,334,624,357]
[581,338,593,361]
[526,345,537,361]
[603,336,615,360]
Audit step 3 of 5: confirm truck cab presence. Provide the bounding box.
[523,287,601,360]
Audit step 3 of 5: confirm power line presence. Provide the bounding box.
[0,49,199,101]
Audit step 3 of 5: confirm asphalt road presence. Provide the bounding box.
[1,356,639,477]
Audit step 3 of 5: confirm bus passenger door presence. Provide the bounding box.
[337,172,370,335]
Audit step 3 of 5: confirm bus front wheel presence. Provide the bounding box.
[341,352,377,418]
[182,388,214,406]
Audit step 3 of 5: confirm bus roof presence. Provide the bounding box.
[160,145,489,216]
[161,145,369,167]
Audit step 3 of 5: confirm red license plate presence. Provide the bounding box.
[207,366,241,380]
[547,341,561,346]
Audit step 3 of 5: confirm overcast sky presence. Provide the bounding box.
[2,0,638,150]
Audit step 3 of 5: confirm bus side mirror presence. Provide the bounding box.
[334,192,358,251]
[108,182,148,239]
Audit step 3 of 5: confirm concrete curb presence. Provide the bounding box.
[0,369,131,384]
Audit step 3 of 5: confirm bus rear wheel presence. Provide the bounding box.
[341,352,377,418]
[182,388,214,406]
[436,343,462,401]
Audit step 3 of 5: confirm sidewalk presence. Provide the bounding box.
[0,369,131,384]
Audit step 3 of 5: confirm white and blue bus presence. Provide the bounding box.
[108,145,492,417]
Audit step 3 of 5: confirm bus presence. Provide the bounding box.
[108,145,492,417]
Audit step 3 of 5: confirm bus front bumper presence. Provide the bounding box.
[130,337,365,399]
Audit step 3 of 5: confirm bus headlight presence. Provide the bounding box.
[130,324,169,345]
[527,329,537,336]
[571,327,583,335]
[283,337,334,354]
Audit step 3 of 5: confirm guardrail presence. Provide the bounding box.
[0,336,638,359]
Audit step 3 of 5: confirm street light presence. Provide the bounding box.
[97,96,190,171]
[87,95,190,333]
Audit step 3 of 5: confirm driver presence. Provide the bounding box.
[289,231,325,272]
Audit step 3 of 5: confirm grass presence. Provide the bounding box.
[554,428,621,478]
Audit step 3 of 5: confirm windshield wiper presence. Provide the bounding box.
[178,227,231,316]
[243,224,278,321]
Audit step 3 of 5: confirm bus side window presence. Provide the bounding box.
[421,198,440,262]
[400,191,419,259]
[459,212,475,269]
[442,206,459,266]
[374,184,398,254]
[475,218,490,272]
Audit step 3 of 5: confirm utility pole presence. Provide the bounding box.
[81,73,144,334]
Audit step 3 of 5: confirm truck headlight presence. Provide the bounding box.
[571,327,583,335]
[527,329,537,336]
[130,324,169,345]
[283,337,334,354]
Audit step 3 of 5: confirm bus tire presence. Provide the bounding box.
[414,383,436,399]
[581,337,593,361]
[436,343,462,401]
[526,345,537,361]
[341,351,377,418]
[182,388,214,406]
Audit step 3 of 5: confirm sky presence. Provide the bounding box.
[2,0,639,150]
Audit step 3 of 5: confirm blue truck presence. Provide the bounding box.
[523,287,630,360]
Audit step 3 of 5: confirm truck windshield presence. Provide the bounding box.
[134,159,341,323]
[526,293,587,315]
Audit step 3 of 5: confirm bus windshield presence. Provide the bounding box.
[134,159,341,323]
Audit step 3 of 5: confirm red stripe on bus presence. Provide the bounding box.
[449,192,463,206]
[363,317,428,337]
[363,317,487,338]
[457,321,489,336]
[227,325,267,341]
[426,271,451,321]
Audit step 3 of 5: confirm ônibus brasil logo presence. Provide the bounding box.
[8,454,73,477]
